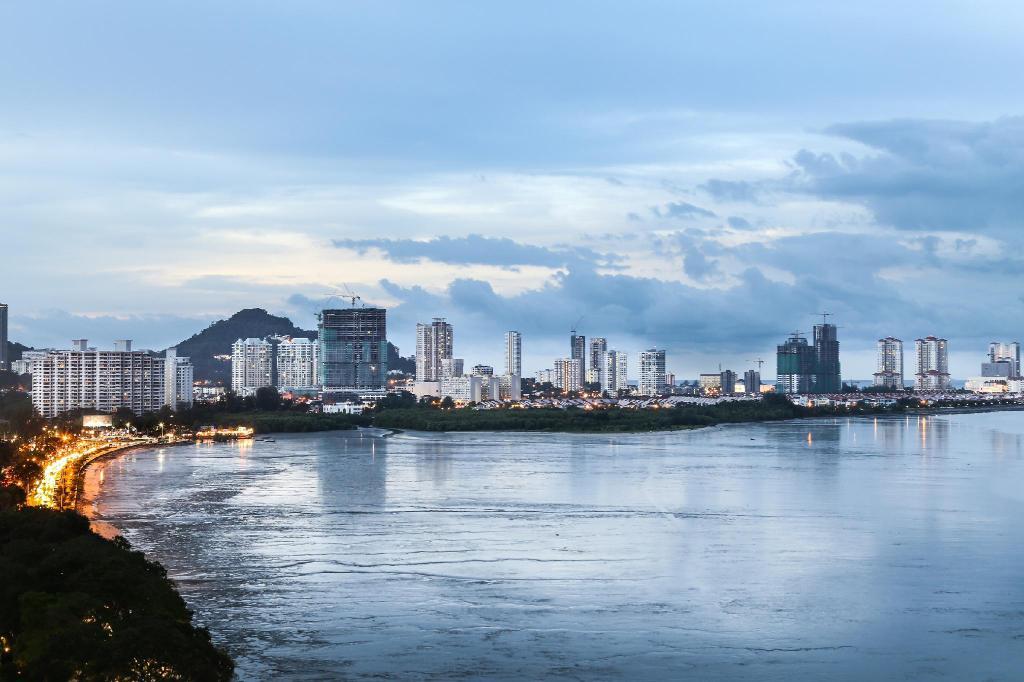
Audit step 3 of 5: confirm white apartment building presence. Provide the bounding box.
[275,336,317,389]
[439,375,483,402]
[601,350,627,394]
[874,337,904,389]
[554,357,582,393]
[30,340,168,418]
[439,357,464,378]
[504,331,522,377]
[497,374,521,400]
[231,338,274,395]
[164,348,194,409]
[915,336,950,390]
[416,318,454,381]
[535,368,556,385]
[639,349,667,396]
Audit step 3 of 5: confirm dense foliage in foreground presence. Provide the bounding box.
[371,394,900,432]
[0,505,233,681]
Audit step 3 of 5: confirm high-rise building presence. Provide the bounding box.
[988,341,1020,378]
[470,364,494,376]
[638,349,666,396]
[719,369,737,395]
[319,307,388,390]
[743,369,761,394]
[554,357,582,393]
[776,333,816,394]
[915,336,950,390]
[30,340,168,418]
[504,331,521,377]
[587,337,607,385]
[416,318,453,381]
[276,336,317,389]
[813,323,841,393]
[0,302,7,371]
[570,331,586,388]
[232,338,274,395]
[873,337,904,389]
[164,348,194,409]
[602,350,626,394]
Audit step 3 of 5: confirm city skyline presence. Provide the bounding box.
[3,4,1024,379]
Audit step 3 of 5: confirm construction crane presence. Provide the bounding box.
[748,358,766,372]
[813,311,833,326]
[341,283,362,308]
[570,315,584,335]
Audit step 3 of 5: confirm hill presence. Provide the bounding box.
[5,341,32,362]
[170,308,414,383]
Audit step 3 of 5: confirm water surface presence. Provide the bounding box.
[81,413,1024,680]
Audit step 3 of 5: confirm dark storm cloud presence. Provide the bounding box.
[791,116,1024,232]
[333,234,623,269]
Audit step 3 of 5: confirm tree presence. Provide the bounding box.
[0,508,234,680]
[373,391,417,412]
[254,386,281,411]
[439,396,455,410]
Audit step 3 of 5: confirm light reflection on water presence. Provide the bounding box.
[81,413,1024,680]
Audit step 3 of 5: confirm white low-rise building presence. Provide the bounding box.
[440,375,483,402]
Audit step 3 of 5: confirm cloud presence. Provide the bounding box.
[333,234,623,269]
[791,116,1024,232]
[650,201,717,220]
[701,179,761,203]
[11,310,211,351]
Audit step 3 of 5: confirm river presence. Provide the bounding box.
[80,412,1024,680]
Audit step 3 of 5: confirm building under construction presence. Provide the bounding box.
[776,321,842,394]
[317,306,388,390]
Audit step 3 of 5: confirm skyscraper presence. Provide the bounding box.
[602,350,626,394]
[873,337,904,389]
[415,318,453,381]
[570,330,586,388]
[776,333,816,394]
[813,322,841,392]
[988,341,1020,378]
[915,336,950,390]
[0,303,7,371]
[719,369,737,395]
[638,349,666,396]
[587,337,607,385]
[504,331,522,376]
[318,307,388,390]
[743,369,761,394]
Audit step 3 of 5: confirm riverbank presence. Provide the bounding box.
[370,395,894,433]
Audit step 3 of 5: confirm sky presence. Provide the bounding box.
[2,1,1024,379]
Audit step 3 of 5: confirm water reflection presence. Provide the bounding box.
[83,413,1024,681]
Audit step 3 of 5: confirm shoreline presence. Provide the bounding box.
[75,439,193,539]
[76,405,1021,538]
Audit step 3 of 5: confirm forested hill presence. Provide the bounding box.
[169,308,413,383]
[5,341,32,362]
